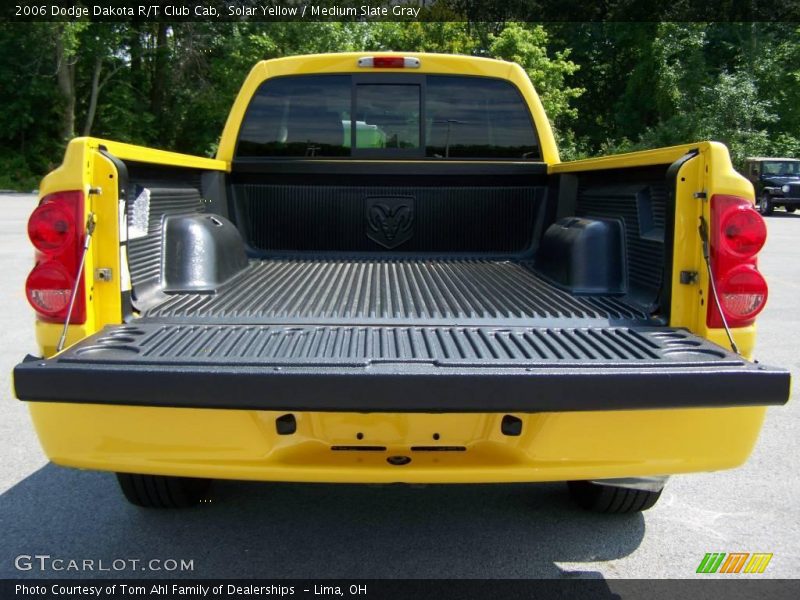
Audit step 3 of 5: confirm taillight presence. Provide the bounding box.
[717,265,768,322]
[357,56,421,69]
[707,195,768,328]
[28,200,76,253]
[720,204,767,257]
[25,190,86,324]
[25,261,74,317]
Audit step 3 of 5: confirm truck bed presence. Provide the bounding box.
[142,257,649,326]
[14,158,790,414]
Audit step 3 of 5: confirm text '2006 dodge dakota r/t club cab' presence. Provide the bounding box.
[13,53,791,512]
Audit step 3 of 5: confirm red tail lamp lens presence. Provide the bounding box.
[28,202,75,253]
[721,205,767,257]
[25,261,74,318]
[24,190,85,324]
[707,195,769,328]
[717,265,768,322]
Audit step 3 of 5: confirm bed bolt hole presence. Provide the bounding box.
[387,456,411,466]
[501,415,523,437]
[432,433,440,440]
[275,414,296,435]
[356,432,364,440]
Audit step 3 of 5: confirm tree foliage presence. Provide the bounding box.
[489,24,582,121]
[1,21,799,189]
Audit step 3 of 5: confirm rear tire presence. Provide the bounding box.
[786,207,796,213]
[758,194,773,216]
[116,473,211,508]
[567,480,662,514]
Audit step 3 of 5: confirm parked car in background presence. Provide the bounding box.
[743,157,800,215]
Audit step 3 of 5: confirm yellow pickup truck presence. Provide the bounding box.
[13,53,790,512]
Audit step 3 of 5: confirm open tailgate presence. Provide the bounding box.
[14,323,789,413]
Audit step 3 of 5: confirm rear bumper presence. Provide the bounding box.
[28,403,768,483]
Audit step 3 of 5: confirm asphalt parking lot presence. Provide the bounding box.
[0,192,797,580]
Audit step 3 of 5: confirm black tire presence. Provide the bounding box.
[786,207,796,213]
[567,480,662,514]
[116,473,211,508]
[758,194,773,216]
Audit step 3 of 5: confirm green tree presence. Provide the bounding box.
[53,22,89,142]
[488,23,583,154]
[0,24,63,189]
[364,21,477,54]
[6,21,799,190]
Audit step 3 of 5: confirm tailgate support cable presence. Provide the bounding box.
[56,213,96,353]
[698,216,740,355]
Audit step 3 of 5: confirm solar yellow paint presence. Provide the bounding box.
[23,55,774,485]
[28,403,766,484]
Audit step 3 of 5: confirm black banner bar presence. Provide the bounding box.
[3,579,800,600]
[4,0,800,23]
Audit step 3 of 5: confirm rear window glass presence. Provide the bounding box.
[425,76,538,159]
[237,75,350,157]
[355,83,420,150]
[236,74,539,160]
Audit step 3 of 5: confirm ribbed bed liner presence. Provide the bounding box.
[20,261,791,414]
[143,258,650,326]
[79,324,703,365]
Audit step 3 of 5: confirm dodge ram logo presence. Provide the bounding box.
[366,197,414,249]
